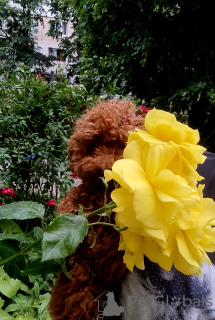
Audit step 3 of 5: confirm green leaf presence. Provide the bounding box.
[38,292,51,313]
[0,202,45,220]
[78,205,85,215]
[0,241,25,280]
[0,234,31,243]
[16,316,36,320]
[55,258,70,279]
[0,221,23,235]
[0,266,20,299]
[4,303,20,312]
[33,227,44,239]
[42,214,88,261]
[22,259,58,276]
[0,296,4,308]
[19,281,30,294]
[13,293,32,309]
[0,309,15,320]
[32,281,40,298]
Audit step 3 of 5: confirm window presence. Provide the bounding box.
[61,22,67,36]
[31,19,38,35]
[49,48,66,61]
[48,21,67,37]
[57,22,67,36]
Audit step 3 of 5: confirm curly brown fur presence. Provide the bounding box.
[49,100,145,320]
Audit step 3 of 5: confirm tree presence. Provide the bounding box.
[0,0,54,73]
[52,0,215,151]
[46,0,76,77]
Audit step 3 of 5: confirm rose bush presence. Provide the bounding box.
[0,65,95,203]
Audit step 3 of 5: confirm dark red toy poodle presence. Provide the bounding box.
[48,100,144,320]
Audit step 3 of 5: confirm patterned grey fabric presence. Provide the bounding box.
[119,260,215,320]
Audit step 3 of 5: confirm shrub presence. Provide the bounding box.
[0,65,92,203]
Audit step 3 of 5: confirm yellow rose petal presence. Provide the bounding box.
[185,127,200,144]
[112,159,147,191]
[146,144,176,181]
[154,170,191,196]
[129,129,163,144]
[145,108,186,144]
[142,237,174,271]
[175,230,200,270]
[123,139,145,168]
[196,198,215,227]
[174,251,202,276]
[134,182,164,230]
[104,169,129,189]
[144,108,176,135]
[111,188,140,230]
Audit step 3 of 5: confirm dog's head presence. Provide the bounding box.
[68,100,145,185]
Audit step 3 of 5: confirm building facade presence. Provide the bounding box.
[0,3,73,77]
[34,16,73,74]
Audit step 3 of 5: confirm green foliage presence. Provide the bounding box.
[63,0,215,101]
[0,266,20,299]
[73,55,121,95]
[0,183,117,318]
[0,199,116,281]
[0,198,117,317]
[22,260,57,277]
[0,269,54,320]
[0,65,90,203]
[0,201,90,318]
[42,213,88,261]
[0,0,54,73]
[0,201,89,278]
[52,0,215,151]
[0,241,26,281]
[0,202,44,220]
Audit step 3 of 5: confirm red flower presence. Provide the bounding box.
[136,106,151,116]
[70,173,78,179]
[46,199,56,206]
[1,187,15,198]
[34,74,41,80]
[137,106,151,114]
[80,104,87,111]
[0,203,3,206]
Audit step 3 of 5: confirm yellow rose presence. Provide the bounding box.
[105,143,200,233]
[113,189,215,275]
[128,108,206,186]
[104,108,215,276]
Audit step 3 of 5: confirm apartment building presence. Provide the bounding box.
[0,3,73,77]
[33,15,73,74]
